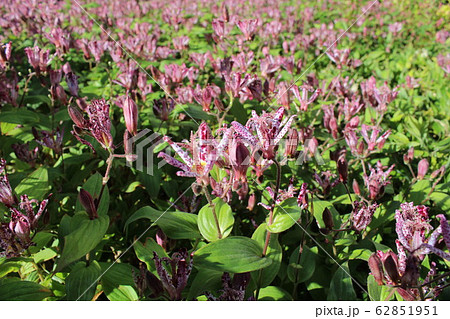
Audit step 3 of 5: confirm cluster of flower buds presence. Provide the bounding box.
[159,107,299,203]
[0,159,51,257]
[32,127,64,154]
[206,272,252,301]
[233,107,296,160]
[236,19,259,41]
[24,46,52,74]
[360,76,398,113]
[344,123,391,157]
[363,161,395,200]
[68,98,114,152]
[152,249,192,300]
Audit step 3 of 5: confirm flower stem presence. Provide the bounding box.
[255,159,282,300]
[203,186,222,239]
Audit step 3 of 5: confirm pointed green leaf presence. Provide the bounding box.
[198,198,234,241]
[65,261,102,301]
[327,262,357,301]
[125,206,201,239]
[194,236,272,273]
[57,212,109,271]
[251,223,282,287]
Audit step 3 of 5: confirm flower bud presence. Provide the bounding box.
[247,193,256,211]
[65,72,79,97]
[9,215,31,242]
[68,104,86,128]
[431,165,445,179]
[53,84,67,105]
[121,95,138,136]
[403,147,414,164]
[417,159,429,180]
[229,139,250,181]
[352,179,361,196]
[285,128,299,158]
[76,97,88,110]
[368,253,384,285]
[337,157,348,184]
[156,229,168,251]
[79,189,98,219]
[383,254,400,284]
[322,207,334,230]
[62,62,72,74]
[0,160,18,208]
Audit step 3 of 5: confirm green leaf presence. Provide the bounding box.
[14,167,49,200]
[430,192,450,211]
[348,248,372,261]
[194,236,272,273]
[187,269,223,300]
[367,275,395,301]
[57,212,109,271]
[266,198,301,233]
[75,173,109,216]
[134,238,168,273]
[257,286,292,301]
[125,206,201,239]
[408,180,431,204]
[287,245,318,284]
[0,258,26,277]
[33,248,57,264]
[198,198,234,241]
[65,261,102,301]
[100,263,138,301]
[0,278,52,301]
[251,223,282,287]
[327,262,357,301]
[0,109,41,125]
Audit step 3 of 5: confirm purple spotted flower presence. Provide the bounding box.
[69,99,114,152]
[352,201,379,232]
[158,123,231,185]
[153,249,193,300]
[232,107,296,160]
[364,161,395,200]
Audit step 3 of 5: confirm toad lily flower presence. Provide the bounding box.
[364,161,395,200]
[69,98,114,152]
[232,107,296,160]
[158,123,231,185]
[395,203,433,258]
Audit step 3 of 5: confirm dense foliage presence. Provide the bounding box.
[0,0,449,301]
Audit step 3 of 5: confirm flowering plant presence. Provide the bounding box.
[0,0,448,302]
